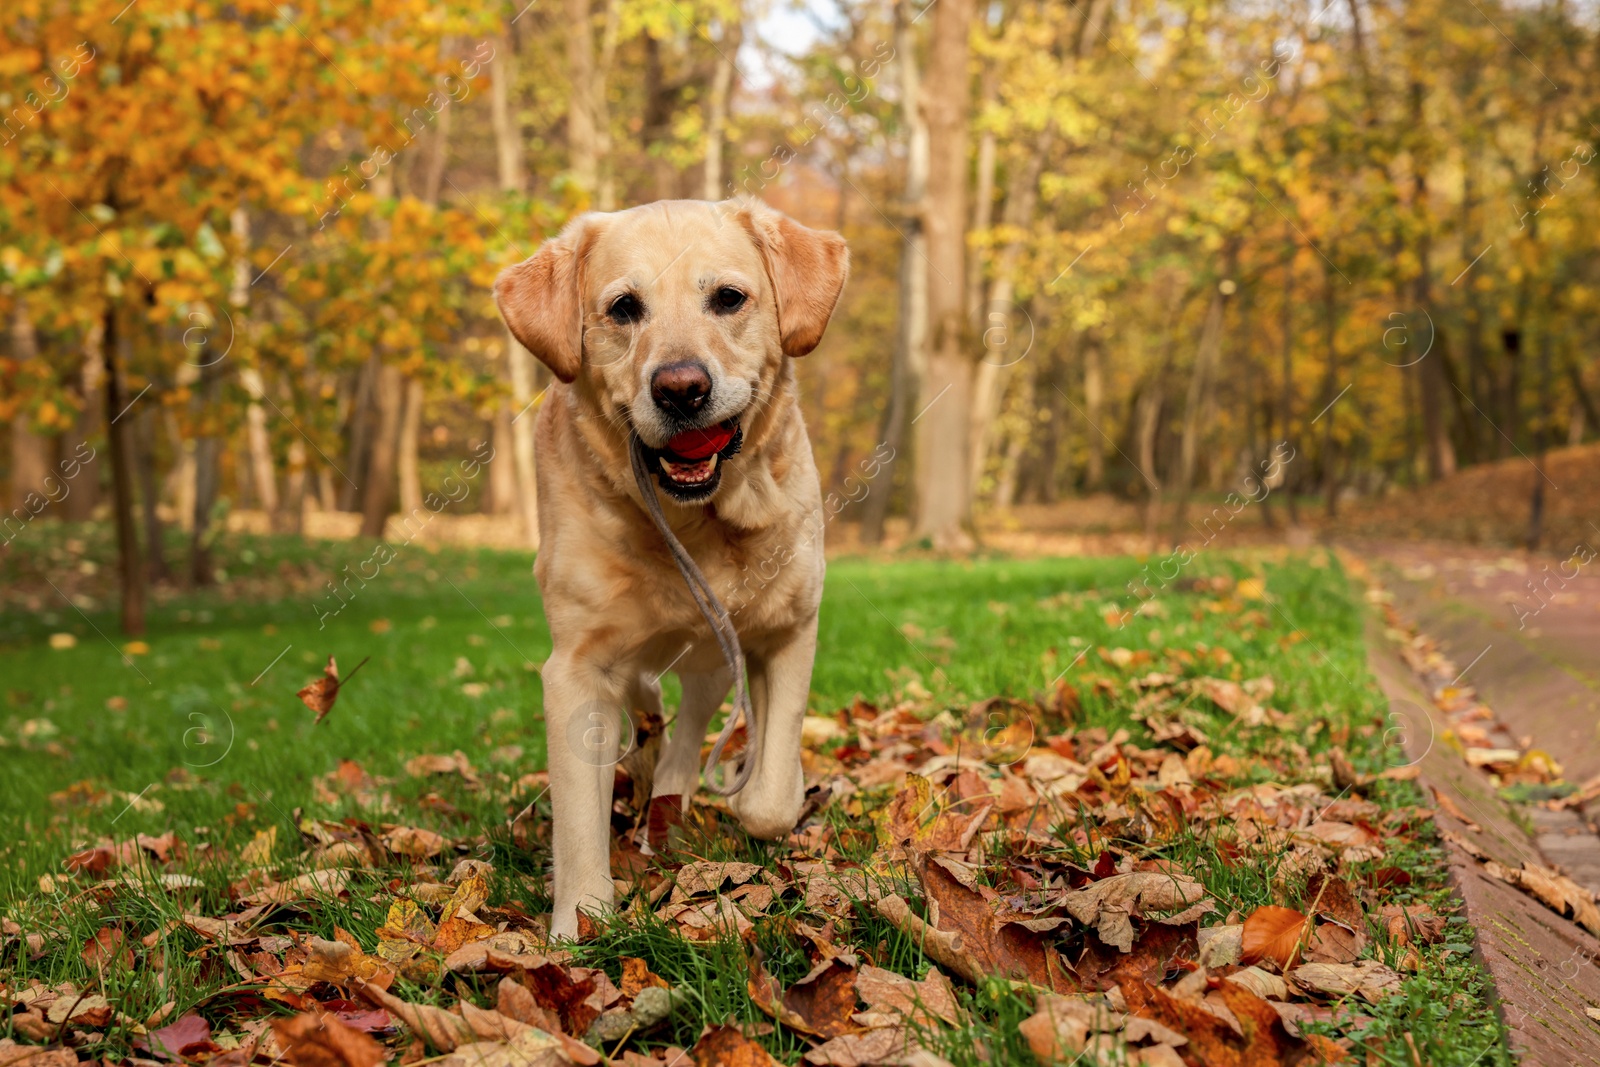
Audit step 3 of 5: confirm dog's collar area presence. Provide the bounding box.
[637,420,744,503]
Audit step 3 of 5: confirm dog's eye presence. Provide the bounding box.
[711,287,746,314]
[609,293,643,324]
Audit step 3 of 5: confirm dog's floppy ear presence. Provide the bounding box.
[494,215,598,383]
[737,201,850,358]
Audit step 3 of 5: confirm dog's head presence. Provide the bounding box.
[494,199,849,503]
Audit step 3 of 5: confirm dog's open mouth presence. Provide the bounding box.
[642,418,744,501]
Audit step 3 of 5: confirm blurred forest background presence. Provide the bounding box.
[4,0,1600,633]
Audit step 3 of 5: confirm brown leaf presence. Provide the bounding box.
[1291,960,1404,1002]
[1304,922,1362,965]
[804,1027,921,1066]
[82,926,133,970]
[1240,906,1310,971]
[356,980,475,1050]
[298,656,369,724]
[496,978,562,1033]
[1120,978,1316,1067]
[301,935,392,987]
[381,826,447,859]
[1303,871,1364,933]
[621,957,670,999]
[0,1042,77,1067]
[1379,904,1445,946]
[692,1025,780,1067]
[1484,861,1600,936]
[1018,993,1139,1063]
[144,1011,216,1061]
[877,773,988,850]
[780,956,861,1039]
[854,965,961,1027]
[272,1013,386,1067]
[912,853,1073,989]
[1062,871,1207,953]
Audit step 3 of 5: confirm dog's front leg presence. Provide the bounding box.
[728,621,817,840]
[652,666,732,806]
[542,650,625,940]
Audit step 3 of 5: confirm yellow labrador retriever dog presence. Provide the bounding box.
[494,199,849,940]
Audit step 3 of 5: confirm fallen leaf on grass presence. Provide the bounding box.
[244,869,352,905]
[692,1025,780,1066]
[1239,906,1310,971]
[1291,960,1404,1002]
[1379,904,1446,946]
[855,964,961,1027]
[1062,871,1209,953]
[881,855,1072,990]
[272,1012,385,1067]
[298,656,370,724]
[749,952,860,1039]
[669,861,766,903]
[142,1011,216,1061]
[783,956,862,1039]
[301,935,391,986]
[0,1042,76,1067]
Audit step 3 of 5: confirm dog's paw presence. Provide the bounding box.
[729,777,805,840]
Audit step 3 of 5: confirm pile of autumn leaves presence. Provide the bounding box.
[1,669,1454,1067]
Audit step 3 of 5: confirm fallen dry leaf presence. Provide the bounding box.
[1484,860,1600,936]
[1062,871,1208,953]
[298,655,369,724]
[1291,960,1404,1002]
[854,964,961,1027]
[272,1012,386,1067]
[1239,906,1310,971]
[692,1024,780,1066]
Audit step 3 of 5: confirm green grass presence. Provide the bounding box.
[0,528,1511,1066]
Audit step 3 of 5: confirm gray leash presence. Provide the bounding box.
[629,434,755,796]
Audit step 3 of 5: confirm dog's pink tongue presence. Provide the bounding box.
[666,423,734,460]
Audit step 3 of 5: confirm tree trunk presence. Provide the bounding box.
[341,357,378,511]
[911,0,976,550]
[7,303,51,512]
[1319,267,1340,519]
[859,0,929,546]
[493,25,542,546]
[1278,250,1300,524]
[240,368,279,523]
[284,437,307,535]
[701,16,742,199]
[487,406,516,514]
[493,32,525,194]
[1083,340,1104,489]
[564,0,597,198]
[64,323,104,521]
[398,376,424,516]
[968,135,1048,499]
[102,305,145,634]
[1136,378,1165,542]
[134,406,170,582]
[420,82,452,205]
[1171,276,1231,544]
[189,358,224,586]
[360,363,404,538]
[964,62,999,324]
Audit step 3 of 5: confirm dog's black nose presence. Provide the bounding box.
[651,361,712,416]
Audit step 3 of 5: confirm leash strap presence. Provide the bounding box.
[629,435,755,796]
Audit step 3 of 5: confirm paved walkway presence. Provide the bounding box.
[1358,540,1600,1063]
